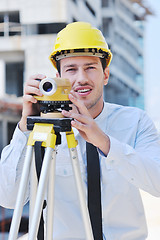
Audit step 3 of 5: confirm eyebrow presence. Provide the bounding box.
[63,62,99,69]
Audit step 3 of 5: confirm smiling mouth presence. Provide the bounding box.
[76,88,91,93]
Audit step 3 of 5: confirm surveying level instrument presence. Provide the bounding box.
[8,77,94,240]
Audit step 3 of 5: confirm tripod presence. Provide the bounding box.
[8,116,94,240]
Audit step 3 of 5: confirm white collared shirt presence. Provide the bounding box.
[0,102,160,240]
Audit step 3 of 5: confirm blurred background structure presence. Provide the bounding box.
[0,0,159,239]
[144,0,160,133]
[0,0,152,153]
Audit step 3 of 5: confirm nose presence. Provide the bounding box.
[76,68,89,85]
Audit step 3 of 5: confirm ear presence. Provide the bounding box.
[56,72,60,78]
[103,66,110,86]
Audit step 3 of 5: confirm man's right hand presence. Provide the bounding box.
[19,74,46,132]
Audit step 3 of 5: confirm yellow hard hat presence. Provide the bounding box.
[49,22,112,69]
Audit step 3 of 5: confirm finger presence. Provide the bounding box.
[24,85,43,96]
[71,119,85,130]
[30,74,46,81]
[69,104,80,114]
[62,110,91,125]
[69,92,91,117]
[26,79,40,88]
[24,76,44,96]
[71,119,92,143]
[25,74,46,89]
[30,75,46,88]
[23,94,37,104]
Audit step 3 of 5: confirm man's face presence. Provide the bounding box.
[58,56,109,115]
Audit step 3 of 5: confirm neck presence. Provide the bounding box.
[89,101,104,119]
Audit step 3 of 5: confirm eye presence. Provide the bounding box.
[66,68,76,72]
[86,66,95,70]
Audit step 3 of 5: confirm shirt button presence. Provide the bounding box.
[63,169,67,175]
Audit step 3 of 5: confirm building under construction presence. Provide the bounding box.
[0,0,152,238]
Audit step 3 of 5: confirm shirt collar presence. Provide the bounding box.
[95,102,108,123]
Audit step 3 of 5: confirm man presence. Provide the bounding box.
[0,22,160,240]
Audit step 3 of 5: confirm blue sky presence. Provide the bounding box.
[144,0,160,130]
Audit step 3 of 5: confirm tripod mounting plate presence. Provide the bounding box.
[27,116,72,132]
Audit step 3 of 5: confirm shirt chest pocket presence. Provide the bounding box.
[55,144,85,177]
